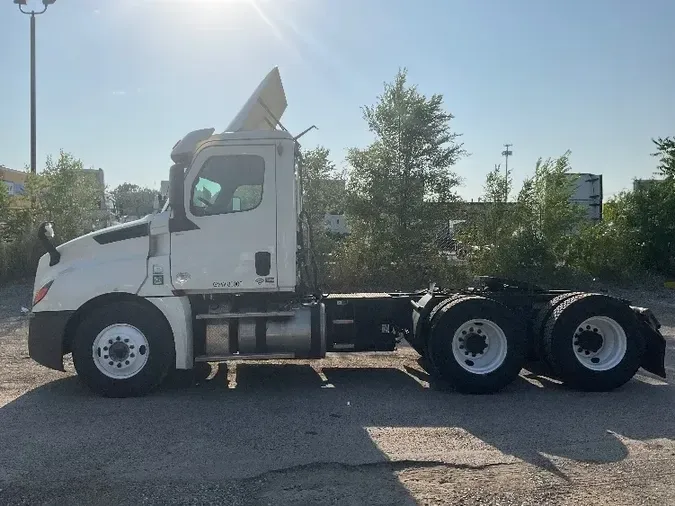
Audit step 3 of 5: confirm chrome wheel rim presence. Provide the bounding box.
[451,319,508,374]
[92,324,149,379]
[572,316,627,371]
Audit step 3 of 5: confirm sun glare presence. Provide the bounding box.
[150,0,280,35]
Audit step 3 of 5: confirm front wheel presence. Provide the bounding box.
[426,296,527,394]
[72,301,175,397]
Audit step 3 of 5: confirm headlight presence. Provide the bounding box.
[33,280,54,307]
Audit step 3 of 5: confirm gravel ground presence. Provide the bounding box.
[1,281,674,505]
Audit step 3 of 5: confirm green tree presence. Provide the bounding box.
[110,183,156,219]
[615,180,675,274]
[26,151,103,241]
[298,146,346,288]
[0,182,12,242]
[458,164,515,258]
[0,151,105,281]
[0,181,9,221]
[460,152,587,283]
[300,146,345,230]
[342,68,466,289]
[518,152,586,250]
[484,163,511,203]
[651,136,675,179]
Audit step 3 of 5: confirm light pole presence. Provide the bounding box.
[501,143,513,202]
[14,0,56,175]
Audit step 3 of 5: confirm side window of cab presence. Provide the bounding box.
[191,154,265,216]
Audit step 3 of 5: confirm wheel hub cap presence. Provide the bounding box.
[575,329,603,354]
[464,333,488,355]
[108,341,130,361]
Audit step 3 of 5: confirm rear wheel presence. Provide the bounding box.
[530,292,583,362]
[414,294,465,365]
[426,296,527,394]
[72,301,175,397]
[542,293,644,391]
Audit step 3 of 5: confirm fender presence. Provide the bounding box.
[631,306,667,378]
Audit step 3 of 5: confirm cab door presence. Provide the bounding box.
[170,142,278,293]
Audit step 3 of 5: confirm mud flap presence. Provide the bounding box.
[631,306,667,378]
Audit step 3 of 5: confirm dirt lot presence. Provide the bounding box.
[0,282,674,505]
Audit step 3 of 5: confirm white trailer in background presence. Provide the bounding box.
[569,172,603,221]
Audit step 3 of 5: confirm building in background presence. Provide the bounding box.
[0,165,28,196]
[324,213,349,235]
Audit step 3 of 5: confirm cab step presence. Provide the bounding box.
[196,311,295,320]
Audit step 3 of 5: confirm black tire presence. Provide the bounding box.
[530,292,584,362]
[409,294,465,358]
[72,301,175,397]
[426,296,527,394]
[542,293,644,392]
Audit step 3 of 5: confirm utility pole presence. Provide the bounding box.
[501,143,513,202]
[15,0,57,174]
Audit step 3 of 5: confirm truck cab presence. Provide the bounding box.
[28,67,342,396]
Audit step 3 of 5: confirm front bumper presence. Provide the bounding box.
[28,310,74,372]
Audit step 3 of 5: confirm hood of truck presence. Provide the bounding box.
[33,216,152,306]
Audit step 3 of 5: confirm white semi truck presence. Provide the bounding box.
[28,68,666,397]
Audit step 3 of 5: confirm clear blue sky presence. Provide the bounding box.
[1,0,674,200]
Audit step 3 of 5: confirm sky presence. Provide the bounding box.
[1,0,674,200]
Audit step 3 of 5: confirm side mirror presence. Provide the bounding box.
[37,221,61,266]
[169,163,186,220]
